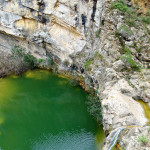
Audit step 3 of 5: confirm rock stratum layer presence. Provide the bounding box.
[0,0,150,149]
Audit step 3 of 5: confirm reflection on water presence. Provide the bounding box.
[0,70,105,150]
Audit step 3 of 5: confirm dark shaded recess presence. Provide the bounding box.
[37,0,45,12]
[30,8,34,13]
[75,17,78,21]
[71,64,78,71]
[80,67,84,74]
[81,14,87,28]
[74,16,79,27]
[95,80,98,84]
[91,0,97,22]
[137,12,143,16]
[74,4,78,12]
[37,14,49,24]
[88,77,94,87]
[101,19,105,25]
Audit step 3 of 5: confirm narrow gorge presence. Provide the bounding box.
[0,0,150,150]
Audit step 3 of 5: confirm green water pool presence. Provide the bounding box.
[0,70,105,150]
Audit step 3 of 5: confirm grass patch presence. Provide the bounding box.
[121,49,140,71]
[111,0,128,13]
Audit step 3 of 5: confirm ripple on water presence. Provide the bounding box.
[32,130,96,150]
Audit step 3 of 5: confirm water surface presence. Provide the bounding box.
[0,70,105,150]
[137,100,150,125]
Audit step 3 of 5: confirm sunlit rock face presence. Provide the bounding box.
[0,0,102,61]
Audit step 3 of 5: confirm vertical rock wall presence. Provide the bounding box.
[0,0,103,62]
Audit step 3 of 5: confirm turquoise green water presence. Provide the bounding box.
[0,70,105,150]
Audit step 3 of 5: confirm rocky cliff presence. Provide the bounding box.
[0,0,150,149]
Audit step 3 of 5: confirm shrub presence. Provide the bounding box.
[39,59,44,63]
[146,10,150,16]
[47,55,54,67]
[141,16,150,24]
[111,0,128,12]
[137,135,149,145]
[121,49,140,71]
[23,53,38,69]
[12,45,24,57]
[112,0,150,26]
[86,94,103,125]
[12,45,38,69]
[125,18,136,27]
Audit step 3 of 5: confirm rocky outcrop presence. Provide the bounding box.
[120,126,150,150]
[0,0,150,150]
[102,79,148,131]
[0,0,102,62]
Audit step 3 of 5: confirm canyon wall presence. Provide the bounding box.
[0,0,150,149]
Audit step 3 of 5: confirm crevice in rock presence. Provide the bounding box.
[91,0,97,22]
[81,14,87,28]
[37,0,45,12]
[37,13,49,24]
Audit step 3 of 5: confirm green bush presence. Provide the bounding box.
[141,16,150,24]
[146,10,150,16]
[121,49,140,71]
[12,45,38,69]
[47,55,54,67]
[112,0,150,26]
[137,135,148,145]
[23,53,38,69]
[86,94,102,125]
[39,59,44,63]
[111,0,128,12]
[125,18,136,27]
[12,45,24,57]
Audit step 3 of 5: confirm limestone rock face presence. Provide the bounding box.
[120,126,150,150]
[0,0,150,150]
[0,0,102,62]
[102,79,148,131]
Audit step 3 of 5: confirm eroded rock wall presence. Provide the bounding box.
[0,0,102,62]
[0,0,150,150]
